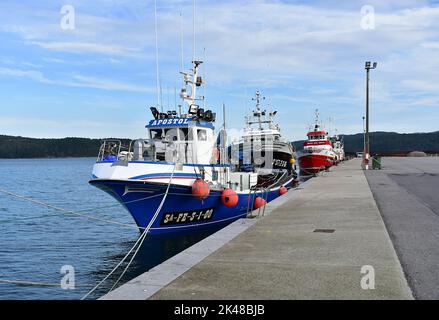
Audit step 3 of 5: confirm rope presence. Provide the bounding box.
[108,163,177,292]
[80,163,177,300]
[0,279,92,288]
[0,188,168,230]
[300,167,325,177]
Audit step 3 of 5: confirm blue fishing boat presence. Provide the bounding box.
[90,60,297,235]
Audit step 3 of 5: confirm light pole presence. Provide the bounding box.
[362,116,365,165]
[364,61,377,170]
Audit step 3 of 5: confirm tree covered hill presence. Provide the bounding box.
[0,135,129,158]
[1,131,438,158]
[292,131,439,154]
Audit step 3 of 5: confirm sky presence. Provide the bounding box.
[0,0,438,141]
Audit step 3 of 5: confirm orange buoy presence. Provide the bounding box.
[279,186,288,195]
[221,188,238,207]
[253,196,267,209]
[192,178,210,200]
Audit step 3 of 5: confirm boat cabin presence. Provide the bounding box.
[140,116,217,164]
[306,130,328,141]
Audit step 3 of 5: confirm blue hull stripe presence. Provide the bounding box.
[129,173,199,180]
[95,160,231,168]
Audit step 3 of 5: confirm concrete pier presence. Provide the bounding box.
[366,157,439,299]
[101,159,412,300]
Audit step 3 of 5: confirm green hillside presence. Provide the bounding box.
[1,131,438,158]
[292,131,439,154]
[0,135,129,159]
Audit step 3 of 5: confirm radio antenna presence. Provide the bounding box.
[203,47,206,108]
[180,12,184,72]
[193,0,196,61]
[154,0,161,111]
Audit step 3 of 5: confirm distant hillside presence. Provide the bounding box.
[292,131,439,154]
[1,131,439,158]
[0,135,129,159]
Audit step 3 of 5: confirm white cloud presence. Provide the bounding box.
[0,67,52,84]
[70,75,154,93]
[30,41,144,58]
[0,66,154,93]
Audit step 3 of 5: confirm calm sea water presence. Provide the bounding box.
[0,158,222,300]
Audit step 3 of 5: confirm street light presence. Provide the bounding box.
[364,61,377,170]
[362,116,366,165]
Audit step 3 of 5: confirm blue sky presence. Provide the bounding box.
[0,0,438,141]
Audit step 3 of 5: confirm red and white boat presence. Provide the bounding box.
[330,132,345,165]
[298,110,336,175]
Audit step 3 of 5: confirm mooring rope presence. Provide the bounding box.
[109,162,178,292]
[80,163,177,300]
[0,279,92,288]
[0,188,168,230]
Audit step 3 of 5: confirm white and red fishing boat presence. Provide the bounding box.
[330,131,345,165]
[298,110,336,175]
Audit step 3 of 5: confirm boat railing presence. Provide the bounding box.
[97,139,132,162]
[127,139,156,162]
[97,139,121,162]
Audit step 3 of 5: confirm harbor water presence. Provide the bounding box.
[0,158,223,300]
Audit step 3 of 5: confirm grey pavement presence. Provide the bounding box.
[103,159,411,300]
[366,157,439,299]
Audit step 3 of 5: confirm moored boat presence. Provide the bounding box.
[89,61,296,235]
[298,109,336,175]
[231,91,297,176]
[330,132,345,164]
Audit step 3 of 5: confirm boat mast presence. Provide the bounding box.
[314,109,320,131]
[180,61,203,115]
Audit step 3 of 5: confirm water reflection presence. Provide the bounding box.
[88,225,225,299]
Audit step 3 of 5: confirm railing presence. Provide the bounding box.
[97,140,122,162]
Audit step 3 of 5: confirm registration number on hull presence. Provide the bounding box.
[161,208,215,225]
[273,159,288,168]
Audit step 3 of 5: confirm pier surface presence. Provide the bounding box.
[102,159,412,300]
[366,157,439,299]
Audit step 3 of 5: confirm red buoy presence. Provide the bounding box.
[221,188,238,207]
[279,186,288,195]
[192,178,210,200]
[253,196,267,209]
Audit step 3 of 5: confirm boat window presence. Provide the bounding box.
[197,129,207,141]
[165,128,179,142]
[150,129,162,140]
[179,128,194,141]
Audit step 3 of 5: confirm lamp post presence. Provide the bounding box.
[362,116,366,166]
[364,61,377,170]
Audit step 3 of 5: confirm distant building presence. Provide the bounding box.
[407,151,427,157]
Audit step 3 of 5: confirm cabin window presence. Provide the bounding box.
[150,129,163,140]
[179,128,194,141]
[164,128,179,142]
[197,129,207,141]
